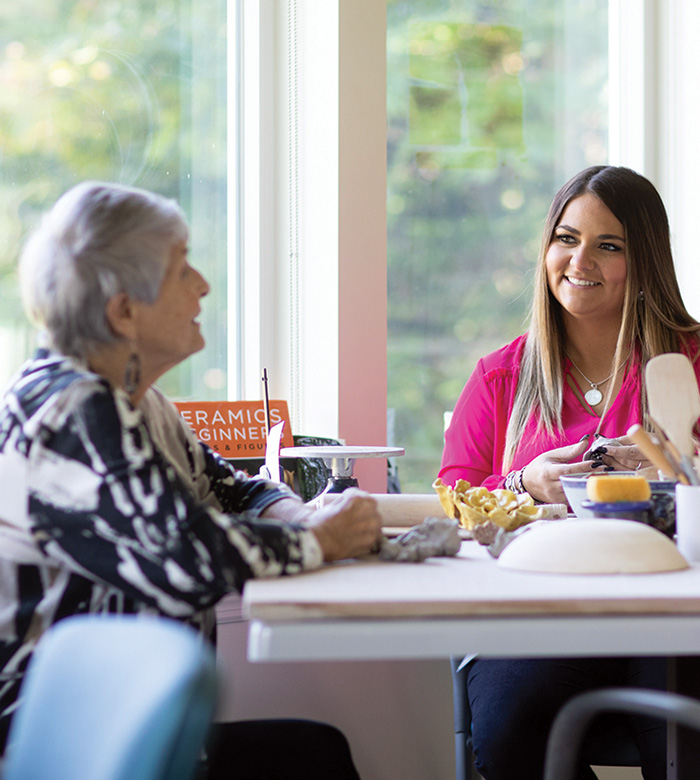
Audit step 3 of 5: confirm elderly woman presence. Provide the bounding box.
[441,166,700,780]
[0,181,381,778]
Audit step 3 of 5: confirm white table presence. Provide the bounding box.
[245,541,700,662]
[244,540,700,779]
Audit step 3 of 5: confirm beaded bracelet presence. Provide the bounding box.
[504,466,526,494]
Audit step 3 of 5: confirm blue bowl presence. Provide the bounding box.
[581,499,653,524]
[561,473,676,537]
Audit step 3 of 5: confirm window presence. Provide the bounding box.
[6,1,689,499]
[0,0,229,400]
[387,0,609,491]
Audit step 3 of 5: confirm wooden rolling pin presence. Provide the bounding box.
[313,493,446,527]
[314,493,567,526]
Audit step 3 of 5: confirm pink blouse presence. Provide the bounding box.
[439,334,700,490]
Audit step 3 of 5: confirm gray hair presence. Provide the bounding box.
[19,181,189,358]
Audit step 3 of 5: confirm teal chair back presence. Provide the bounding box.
[3,614,218,780]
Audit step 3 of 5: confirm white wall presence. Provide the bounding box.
[215,597,455,780]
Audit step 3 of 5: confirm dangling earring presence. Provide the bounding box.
[638,289,645,301]
[124,352,141,395]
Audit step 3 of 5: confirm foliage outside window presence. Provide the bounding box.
[0,0,228,400]
[387,0,609,492]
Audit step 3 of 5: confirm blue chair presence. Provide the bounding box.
[3,614,218,780]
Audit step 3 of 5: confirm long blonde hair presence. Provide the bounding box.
[502,166,700,471]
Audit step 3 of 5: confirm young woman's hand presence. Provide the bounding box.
[520,438,595,504]
[590,434,657,474]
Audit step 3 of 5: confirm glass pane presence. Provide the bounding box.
[387,0,609,492]
[0,0,229,400]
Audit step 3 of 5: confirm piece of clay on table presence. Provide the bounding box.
[378,517,461,562]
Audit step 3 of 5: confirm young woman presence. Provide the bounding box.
[440,165,700,779]
[440,165,700,505]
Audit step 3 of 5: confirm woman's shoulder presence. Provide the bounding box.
[680,333,700,363]
[477,333,527,377]
[139,386,198,449]
[139,386,209,476]
[139,384,182,421]
[6,350,112,420]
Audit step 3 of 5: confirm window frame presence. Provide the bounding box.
[238,0,699,493]
[239,0,388,491]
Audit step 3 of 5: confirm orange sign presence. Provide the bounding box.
[174,400,293,457]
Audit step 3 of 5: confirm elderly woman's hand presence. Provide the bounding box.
[521,437,596,504]
[261,489,383,560]
[307,489,383,561]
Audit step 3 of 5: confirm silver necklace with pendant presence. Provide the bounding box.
[567,355,615,407]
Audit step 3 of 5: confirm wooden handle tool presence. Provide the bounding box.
[627,424,688,484]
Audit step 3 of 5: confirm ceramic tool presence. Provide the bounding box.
[261,420,285,482]
[653,426,692,482]
[645,354,700,485]
[627,423,688,484]
[261,367,272,434]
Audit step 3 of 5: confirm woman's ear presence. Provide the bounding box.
[104,292,137,340]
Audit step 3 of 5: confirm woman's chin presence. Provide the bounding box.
[182,339,205,363]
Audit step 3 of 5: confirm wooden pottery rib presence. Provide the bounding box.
[645,354,700,457]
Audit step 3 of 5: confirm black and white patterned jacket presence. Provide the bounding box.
[0,350,321,749]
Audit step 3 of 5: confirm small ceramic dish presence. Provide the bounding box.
[560,473,676,537]
[580,499,653,525]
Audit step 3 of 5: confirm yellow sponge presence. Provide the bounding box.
[586,474,651,502]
